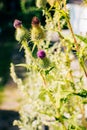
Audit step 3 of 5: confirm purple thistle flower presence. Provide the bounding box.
[37,50,46,59]
[13,19,22,28]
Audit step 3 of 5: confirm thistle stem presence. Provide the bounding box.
[67,20,79,51]
[67,20,87,77]
[79,103,87,129]
[40,71,47,86]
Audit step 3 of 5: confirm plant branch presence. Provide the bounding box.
[67,20,79,51]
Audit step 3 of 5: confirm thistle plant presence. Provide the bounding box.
[11,0,87,130]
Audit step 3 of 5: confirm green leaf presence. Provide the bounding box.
[68,125,76,130]
[45,66,54,75]
[60,97,68,103]
[75,34,87,44]
[38,88,46,101]
[32,44,38,58]
[75,89,87,98]
[47,89,56,104]
[15,64,31,70]
[55,115,68,123]
[79,126,86,130]
[82,98,87,104]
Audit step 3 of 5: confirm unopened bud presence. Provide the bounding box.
[13,19,22,28]
[13,19,29,42]
[31,16,40,27]
[31,17,45,42]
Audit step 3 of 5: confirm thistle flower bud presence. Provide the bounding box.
[36,0,47,8]
[13,19,29,42]
[13,19,22,28]
[39,57,50,68]
[37,50,50,68]
[31,17,45,42]
[37,50,46,59]
[31,17,40,27]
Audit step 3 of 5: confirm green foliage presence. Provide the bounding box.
[11,0,87,130]
[75,34,87,44]
[20,0,40,14]
[75,89,87,98]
